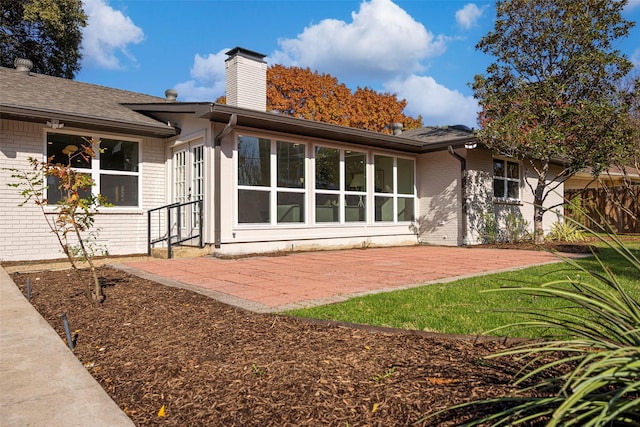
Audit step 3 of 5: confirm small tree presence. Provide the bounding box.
[473,0,637,243]
[7,137,108,303]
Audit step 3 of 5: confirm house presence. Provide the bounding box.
[0,47,565,262]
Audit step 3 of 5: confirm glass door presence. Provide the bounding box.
[172,142,204,239]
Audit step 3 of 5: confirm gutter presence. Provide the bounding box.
[447,145,468,246]
[213,113,237,248]
[1,105,179,137]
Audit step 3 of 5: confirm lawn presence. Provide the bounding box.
[285,238,640,338]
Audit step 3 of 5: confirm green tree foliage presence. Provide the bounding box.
[0,0,87,78]
[473,0,637,243]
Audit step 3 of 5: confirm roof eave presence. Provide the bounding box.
[1,104,179,138]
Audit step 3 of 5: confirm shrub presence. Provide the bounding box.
[546,220,586,242]
[478,208,499,244]
[419,230,640,426]
[504,211,531,243]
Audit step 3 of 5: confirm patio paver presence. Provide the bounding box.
[118,245,572,313]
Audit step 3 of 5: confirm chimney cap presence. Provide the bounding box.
[164,89,178,101]
[225,47,267,63]
[14,58,33,74]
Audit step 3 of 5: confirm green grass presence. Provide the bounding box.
[284,240,640,338]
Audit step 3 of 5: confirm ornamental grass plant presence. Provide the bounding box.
[420,225,640,426]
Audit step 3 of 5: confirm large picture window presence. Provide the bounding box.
[493,158,520,201]
[46,132,139,207]
[237,136,306,224]
[235,135,416,226]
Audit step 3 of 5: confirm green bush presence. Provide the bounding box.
[504,211,531,243]
[546,220,586,242]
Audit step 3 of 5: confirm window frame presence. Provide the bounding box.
[236,134,307,225]
[44,130,142,209]
[373,154,416,223]
[492,157,521,202]
[234,133,417,227]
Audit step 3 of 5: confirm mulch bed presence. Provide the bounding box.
[11,266,554,426]
[471,241,598,254]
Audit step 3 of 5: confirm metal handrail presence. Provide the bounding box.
[147,199,203,258]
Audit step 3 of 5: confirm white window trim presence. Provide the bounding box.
[235,134,308,226]
[493,157,521,203]
[372,153,416,223]
[234,132,417,227]
[43,129,142,210]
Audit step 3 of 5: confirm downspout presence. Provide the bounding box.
[213,113,237,248]
[447,145,468,245]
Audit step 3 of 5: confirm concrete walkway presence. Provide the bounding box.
[0,267,134,427]
[0,245,571,426]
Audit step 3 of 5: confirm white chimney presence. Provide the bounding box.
[225,47,267,111]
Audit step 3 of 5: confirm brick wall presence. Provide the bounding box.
[416,151,462,245]
[0,119,167,262]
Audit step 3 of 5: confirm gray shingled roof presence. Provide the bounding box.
[0,66,176,136]
[401,125,476,142]
[400,125,478,152]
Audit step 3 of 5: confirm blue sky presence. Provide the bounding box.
[77,0,640,128]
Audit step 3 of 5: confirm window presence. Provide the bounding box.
[99,139,139,206]
[374,155,415,222]
[277,141,305,223]
[237,136,271,223]
[315,147,340,223]
[46,132,139,207]
[493,158,520,201]
[235,135,417,226]
[237,136,306,224]
[315,147,367,223]
[344,151,366,222]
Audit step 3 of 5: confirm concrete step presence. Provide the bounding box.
[150,245,211,259]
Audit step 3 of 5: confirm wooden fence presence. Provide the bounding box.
[565,187,640,233]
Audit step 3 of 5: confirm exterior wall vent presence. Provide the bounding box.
[14,58,33,75]
[225,47,267,111]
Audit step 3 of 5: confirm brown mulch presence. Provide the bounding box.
[11,266,554,426]
[471,241,598,254]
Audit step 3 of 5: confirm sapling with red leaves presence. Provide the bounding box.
[7,137,109,303]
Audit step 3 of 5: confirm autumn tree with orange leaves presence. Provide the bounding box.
[217,64,422,133]
[473,0,637,243]
[267,65,422,134]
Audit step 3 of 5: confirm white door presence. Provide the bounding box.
[172,143,204,240]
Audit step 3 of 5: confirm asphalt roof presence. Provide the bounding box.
[1,65,479,152]
[0,66,176,137]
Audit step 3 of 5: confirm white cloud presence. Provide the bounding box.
[385,75,479,128]
[173,50,228,101]
[172,0,476,125]
[455,3,488,30]
[625,0,640,11]
[273,0,447,81]
[81,0,144,69]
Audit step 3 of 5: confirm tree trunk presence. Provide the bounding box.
[532,161,549,244]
